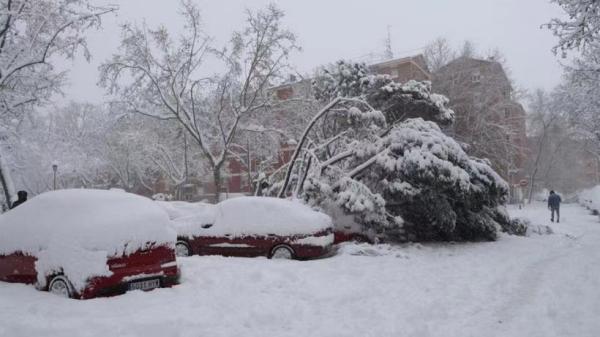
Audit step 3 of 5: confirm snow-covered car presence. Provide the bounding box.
[334,229,373,244]
[0,189,179,299]
[171,197,334,259]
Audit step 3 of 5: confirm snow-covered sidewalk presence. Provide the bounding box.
[1,203,599,337]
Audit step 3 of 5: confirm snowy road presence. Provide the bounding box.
[1,203,599,337]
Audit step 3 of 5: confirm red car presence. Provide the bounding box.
[333,230,373,244]
[0,189,179,299]
[167,197,334,260]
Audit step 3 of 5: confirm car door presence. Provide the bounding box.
[193,223,236,256]
[194,223,265,257]
[226,234,267,257]
[0,252,37,284]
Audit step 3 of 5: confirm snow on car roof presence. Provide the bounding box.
[210,197,332,236]
[156,200,214,220]
[168,197,332,238]
[0,189,176,291]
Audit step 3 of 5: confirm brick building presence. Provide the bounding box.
[432,56,528,201]
[370,54,431,83]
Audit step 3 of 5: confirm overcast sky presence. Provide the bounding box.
[58,0,566,105]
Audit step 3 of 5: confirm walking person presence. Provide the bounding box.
[10,190,28,209]
[548,190,561,223]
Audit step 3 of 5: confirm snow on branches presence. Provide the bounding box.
[0,0,115,207]
[312,61,455,127]
[545,1,600,158]
[100,2,298,201]
[303,118,509,242]
[0,0,115,112]
[276,61,508,242]
[546,0,600,56]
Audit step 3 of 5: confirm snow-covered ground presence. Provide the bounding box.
[1,203,599,337]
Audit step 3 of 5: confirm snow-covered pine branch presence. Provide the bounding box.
[273,60,509,242]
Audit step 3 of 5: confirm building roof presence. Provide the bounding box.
[436,56,511,86]
[370,54,429,73]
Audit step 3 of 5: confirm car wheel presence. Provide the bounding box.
[175,241,191,257]
[48,276,72,298]
[270,245,294,259]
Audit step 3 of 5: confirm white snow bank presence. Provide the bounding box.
[1,203,599,337]
[0,189,175,291]
[579,186,600,212]
[206,197,332,237]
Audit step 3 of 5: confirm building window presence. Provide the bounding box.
[504,108,510,119]
[390,69,399,78]
[471,72,481,83]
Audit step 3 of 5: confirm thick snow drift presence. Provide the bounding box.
[0,189,175,291]
[0,203,598,337]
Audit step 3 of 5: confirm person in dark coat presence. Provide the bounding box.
[10,190,27,209]
[548,190,562,223]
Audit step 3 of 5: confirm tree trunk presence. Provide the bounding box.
[527,130,548,204]
[0,169,12,210]
[278,97,342,197]
[246,139,252,194]
[294,155,312,197]
[528,166,539,205]
[0,151,15,210]
[213,166,223,203]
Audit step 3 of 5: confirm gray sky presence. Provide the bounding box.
[59,0,566,105]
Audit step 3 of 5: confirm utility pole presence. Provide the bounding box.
[384,25,394,60]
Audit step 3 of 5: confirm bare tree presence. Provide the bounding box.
[460,40,477,58]
[0,0,115,208]
[100,2,298,202]
[423,37,455,72]
[433,56,527,183]
[526,89,562,202]
[12,101,211,199]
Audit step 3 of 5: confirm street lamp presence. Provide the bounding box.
[52,162,58,190]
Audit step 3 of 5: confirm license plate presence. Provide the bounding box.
[128,278,160,291]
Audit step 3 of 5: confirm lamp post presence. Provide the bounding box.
[52,162,58,190]
[507,168,519,204]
